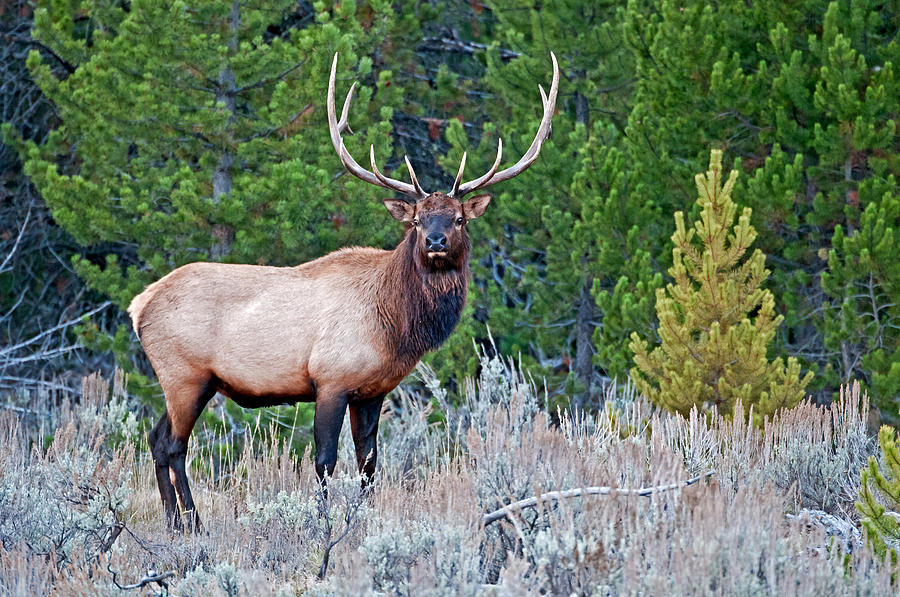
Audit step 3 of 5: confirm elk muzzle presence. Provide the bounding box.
[425,232,447,253]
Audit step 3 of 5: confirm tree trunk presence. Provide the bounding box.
[571,88,595,414]
[575,87,590,130]
[573,274,596,413]
[210,0,239,260]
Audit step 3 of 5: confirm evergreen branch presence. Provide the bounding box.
[239,104,311,142]
[659,312,704,364]
[25,38,77,75]
[482,471,714,526]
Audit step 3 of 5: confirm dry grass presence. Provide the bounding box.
[0,355,894,596]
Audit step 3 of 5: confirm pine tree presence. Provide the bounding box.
[822,188,900,424]
[563,123,664,395]
[630,150,811,421]
[0,0,106,390]
[857,425,900,565]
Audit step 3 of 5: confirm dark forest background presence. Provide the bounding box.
[2,0,898,422]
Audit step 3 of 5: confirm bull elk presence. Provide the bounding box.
[129,52,558,530]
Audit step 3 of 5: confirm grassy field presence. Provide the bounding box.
[0,351,895,595]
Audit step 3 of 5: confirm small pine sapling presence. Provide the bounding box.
[629,150,812,422]
[857,425,900,566]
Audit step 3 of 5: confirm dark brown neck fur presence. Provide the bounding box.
[376,228,469,365]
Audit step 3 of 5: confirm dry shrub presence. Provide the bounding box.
[0,546,60,597]
[647,382,874,518]
[0,359,893,595]
[372,383,447,484]
[0,372,134,576]
[763,382,872,517]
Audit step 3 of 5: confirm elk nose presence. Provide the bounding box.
[425,233,447,251]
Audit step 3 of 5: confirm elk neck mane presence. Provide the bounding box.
[375,227,469,363]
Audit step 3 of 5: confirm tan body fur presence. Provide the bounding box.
[130,249,420,440]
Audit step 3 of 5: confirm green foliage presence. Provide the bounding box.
[569,125,665,383]
[630,150,811,421]
[857,425,900,565]
[21,0,407,289]
[621,0,900,415]
[433,0,900,415]
[4,0,899,425]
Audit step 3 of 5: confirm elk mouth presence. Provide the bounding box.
[426,251,448,259]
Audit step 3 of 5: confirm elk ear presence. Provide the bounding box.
[462,193,492,220]
[383,199,416,222]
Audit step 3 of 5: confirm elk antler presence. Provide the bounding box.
[450,52,559,199]
[327,54,428,201]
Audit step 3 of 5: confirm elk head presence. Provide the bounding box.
[327,51,559,271]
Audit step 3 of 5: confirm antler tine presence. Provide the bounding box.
[327,53,428,200]
[404,156,426,198]
[366,145,426,201]
[450,152,467,197]
[337,81,357,135]
[369,145,393,186]
[454,51,559,198]
[450,139,502,199]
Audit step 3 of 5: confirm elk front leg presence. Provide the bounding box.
[349,395,384,488]
[314,391,349,483]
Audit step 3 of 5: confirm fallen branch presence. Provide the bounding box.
[482,471,715,527]
[108,562,176,593]
[0,402,43,415]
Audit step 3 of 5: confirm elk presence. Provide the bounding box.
[129,52,558,531]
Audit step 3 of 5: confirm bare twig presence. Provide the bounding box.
[317,493,364,579]
[420,36,521,60]
[0,402,43,415]
[0,301,111,357]
[481,471,715,527]
[0,203,31,274]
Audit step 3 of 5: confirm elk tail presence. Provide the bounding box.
[128,281,161,338]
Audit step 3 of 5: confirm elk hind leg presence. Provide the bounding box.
[149,412,181,530]
[163,380,214,533]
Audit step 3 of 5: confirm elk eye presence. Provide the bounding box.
[456,217,464,225]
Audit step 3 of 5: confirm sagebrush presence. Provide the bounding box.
[0,354,893,595]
